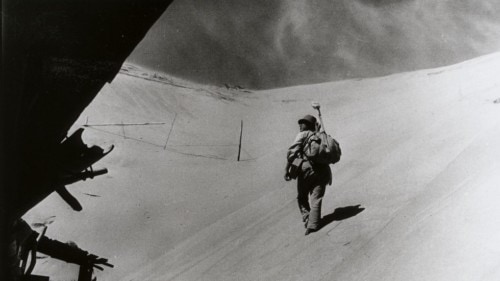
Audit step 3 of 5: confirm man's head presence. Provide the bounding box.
[298,115,316,132]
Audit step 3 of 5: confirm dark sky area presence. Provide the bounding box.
[127,0,500,89]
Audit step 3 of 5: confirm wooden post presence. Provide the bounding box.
[237,120,243,161]
[78,264,93,281]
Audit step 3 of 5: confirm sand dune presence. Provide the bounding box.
[24,52,500,280]
[129,1,500,89]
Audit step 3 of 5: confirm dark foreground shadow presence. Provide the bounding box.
[320,205,365,230]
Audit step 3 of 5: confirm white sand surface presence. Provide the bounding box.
[24,52,500,280]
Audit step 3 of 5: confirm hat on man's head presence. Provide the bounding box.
[298,115,316,125]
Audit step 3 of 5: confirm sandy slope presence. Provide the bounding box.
[24,52,500,281]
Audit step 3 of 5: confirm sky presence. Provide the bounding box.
[128,0,500,89]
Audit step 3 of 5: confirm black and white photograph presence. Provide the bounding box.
[3,1,500,280]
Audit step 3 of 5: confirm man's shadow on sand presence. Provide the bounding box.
[320,204,365,230]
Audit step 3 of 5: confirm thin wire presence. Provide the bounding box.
[164,113,177,150]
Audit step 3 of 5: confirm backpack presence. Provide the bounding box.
[303,131,341,165]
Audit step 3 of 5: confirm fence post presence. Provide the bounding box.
[238,120,243,161]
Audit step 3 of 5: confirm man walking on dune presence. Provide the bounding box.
[285,114,332,235]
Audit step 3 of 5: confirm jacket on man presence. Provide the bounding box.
[287,130,332,185]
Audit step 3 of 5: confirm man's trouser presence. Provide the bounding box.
[297,172,326,230]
